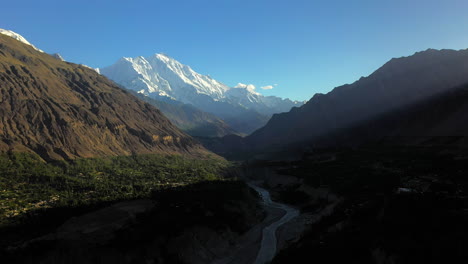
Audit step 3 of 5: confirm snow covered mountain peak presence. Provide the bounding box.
[101,53,231,102]
[154,53,172,62]
[0,29,43,52]
[100,53,304,119]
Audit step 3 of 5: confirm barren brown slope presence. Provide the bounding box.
[0,34,208,160]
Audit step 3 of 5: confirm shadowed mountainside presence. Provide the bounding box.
[312,82,468,148]
[247,48,468,151]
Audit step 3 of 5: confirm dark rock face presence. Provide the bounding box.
[247,48,468,150]
[0,35,206,160]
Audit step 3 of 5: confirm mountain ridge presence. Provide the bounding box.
[0,28,43,52]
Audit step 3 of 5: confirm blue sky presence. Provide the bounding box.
[2,0,468,101]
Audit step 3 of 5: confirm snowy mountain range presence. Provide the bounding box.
[0,28,304,135]
[99,54,304,133]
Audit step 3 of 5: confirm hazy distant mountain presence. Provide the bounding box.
[130,92,240,137]
[99,54,302,134]
[225,86,305,116]
[0,30,207,160]
[246,48,468,150]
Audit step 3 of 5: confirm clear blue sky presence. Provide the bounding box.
[2,0,468,101]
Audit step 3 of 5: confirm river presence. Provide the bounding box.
[247,182,300,264]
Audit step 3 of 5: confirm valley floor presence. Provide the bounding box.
[3,146,467,264]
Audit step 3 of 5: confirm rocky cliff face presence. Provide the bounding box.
[247,48,468,150]
[0,34,207,160]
